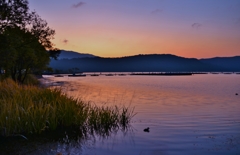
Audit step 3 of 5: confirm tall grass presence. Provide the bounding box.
[22,74,41,86]
[0,79,134,137]
[0,74,40,86]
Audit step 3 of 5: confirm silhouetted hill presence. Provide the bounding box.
[200,56,240,72]
[50,54,238,72]
[57,50,97,59]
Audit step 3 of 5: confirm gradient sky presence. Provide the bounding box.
[29,0,240,58]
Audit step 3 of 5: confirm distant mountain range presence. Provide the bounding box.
[200,56,240,72]
[57,50,96,59]
[49,50,240,72]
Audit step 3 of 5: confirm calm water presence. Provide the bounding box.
[3,74,240,155]
[40,74,240,155]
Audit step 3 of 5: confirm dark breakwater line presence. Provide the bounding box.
[130,72,193,76]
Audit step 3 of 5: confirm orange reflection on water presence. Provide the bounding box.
[45,74,240,154]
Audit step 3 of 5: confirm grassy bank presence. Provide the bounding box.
[0,78,134,137]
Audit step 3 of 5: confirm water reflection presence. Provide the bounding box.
[1,74,240,155]
[0,125,135,155]
[52,74,240,155]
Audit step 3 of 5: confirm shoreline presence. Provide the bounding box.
[37,75,66,88]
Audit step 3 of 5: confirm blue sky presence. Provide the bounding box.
[29,0,240,58]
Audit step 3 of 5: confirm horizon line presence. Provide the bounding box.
[59,49,240,59]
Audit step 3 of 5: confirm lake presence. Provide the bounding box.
[2,74,240,155]
[40,74,240,155]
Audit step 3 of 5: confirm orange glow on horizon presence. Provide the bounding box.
[29,0,240,59]
[53,25,240,58]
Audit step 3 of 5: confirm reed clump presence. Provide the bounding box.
[0,79,134,137]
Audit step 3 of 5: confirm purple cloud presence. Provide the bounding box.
[192,23,202,30]
[63,39,69,44]
[72,2,86,8]
[151,9,162,14]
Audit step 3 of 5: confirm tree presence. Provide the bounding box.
[0,26,50,82]
[0,0,60,83]
[0,0,30,31]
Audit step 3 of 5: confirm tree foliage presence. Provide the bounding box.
[0,0,30,31]
[0,0,60,83]
[0,26,49,82]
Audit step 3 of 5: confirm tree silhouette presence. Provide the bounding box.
[0,0,60,83]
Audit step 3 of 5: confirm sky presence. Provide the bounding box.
[29,0,240,58]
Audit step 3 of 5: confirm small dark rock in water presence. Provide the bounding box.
[143,127,150,132]
[236,93,238,95]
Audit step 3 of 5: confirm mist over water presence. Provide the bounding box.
[42,74,240,155]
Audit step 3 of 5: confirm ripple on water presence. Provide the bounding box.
[2,75,239,155]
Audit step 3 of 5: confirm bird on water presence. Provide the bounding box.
[143,127,150,132]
